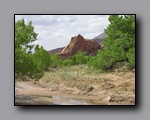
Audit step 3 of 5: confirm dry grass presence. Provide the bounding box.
[16,64,135,105]
[38,65,135,96]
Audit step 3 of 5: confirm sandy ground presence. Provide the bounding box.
[15,65,135,105]
[15,79,135,105]
[15,81,109,105]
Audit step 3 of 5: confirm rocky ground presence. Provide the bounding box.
[15,65,135,105]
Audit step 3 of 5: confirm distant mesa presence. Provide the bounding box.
[48,47,64,54]
[92,32,106,43]
[59,34,102,58]
[92,32,106,49]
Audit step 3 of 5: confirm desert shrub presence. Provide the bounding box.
[69,51,89,65]
[87,56,97,68]
[62,59,74,66]
[50,53,63,68]
[88,50,113,71]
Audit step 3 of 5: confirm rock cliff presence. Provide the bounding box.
[59,34,101,58]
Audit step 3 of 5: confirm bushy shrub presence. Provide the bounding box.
[69,51,89,65]
[50,53,63,68]
[87,56,97,68]
[126,48,135,68]
[33,45,51,70]
[62,59,74,66]
[87,51,113,71]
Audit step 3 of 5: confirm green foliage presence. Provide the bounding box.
[15,19,38,51]
[126,47,135,68]
[69,51,89,65]
[33,45,51,70]
[49,51,90,67]
[15,15,135,80]
[87,56,97,68]
[88,15,135,71]
[15,19,51,80]
[62,59,74,66]
[50,54,62,68]
[88,50,113,70]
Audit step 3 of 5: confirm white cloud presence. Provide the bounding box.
[53,29,67,36]
[15,15,110,50]
[88,16,109,26]
[76,15,109,38]
[84,33,100,39]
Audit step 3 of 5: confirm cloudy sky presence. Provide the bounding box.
[15,15,110,51]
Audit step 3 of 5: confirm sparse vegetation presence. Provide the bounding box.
[15,15,135,80]
[38,64,134,94]
[15,15,135,105]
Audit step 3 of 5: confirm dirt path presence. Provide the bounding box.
[15,81,107,105]
[15,80,135,105]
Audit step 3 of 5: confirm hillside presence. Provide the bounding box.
[48,47,64,54]
[92,32,106,44]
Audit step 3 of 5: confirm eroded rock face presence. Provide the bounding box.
[59,34,101,58]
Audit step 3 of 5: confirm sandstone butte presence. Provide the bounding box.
[59,34,102,58]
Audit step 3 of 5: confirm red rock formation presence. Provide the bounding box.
[59,34,101,58]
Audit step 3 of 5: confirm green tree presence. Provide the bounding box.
[62,59,74,66]
[50,54,62,68]
[33,45,51,70]
[15,19,51,79]
[88,15,135,70]
[15,19,38,77]
[69,51,88,65]
[104,15,135,68]
[15,19,38,51]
